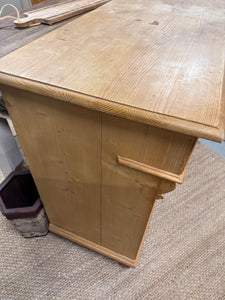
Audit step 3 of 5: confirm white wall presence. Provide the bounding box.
[0,0,31,16]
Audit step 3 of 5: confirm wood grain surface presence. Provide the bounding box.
[101,114,196,260]
[0,0,224,141]
[1,85,197,266]
[0,0,84,59]
[2,87,102,244]
[1,0,223,267]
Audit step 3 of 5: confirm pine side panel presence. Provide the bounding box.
[2,87,102,244]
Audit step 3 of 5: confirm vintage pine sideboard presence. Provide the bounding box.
[0,0,224,267]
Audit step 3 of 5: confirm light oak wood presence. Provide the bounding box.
[49,223,137,267]
[0,0,224,141]
[3,87,102,244]
[101,114,196,259]
[0,73,223,142]
[0,0,224,267]
[117,155,185,184]
[1,86,197,266]
[15,0,110,28]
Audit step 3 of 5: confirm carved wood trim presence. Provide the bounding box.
[117,155,184,184]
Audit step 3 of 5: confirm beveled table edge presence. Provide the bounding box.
[0,71,224,142]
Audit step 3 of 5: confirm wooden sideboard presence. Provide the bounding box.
[0,0,224,267]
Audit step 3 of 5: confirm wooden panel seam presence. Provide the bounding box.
[117,155,185,184]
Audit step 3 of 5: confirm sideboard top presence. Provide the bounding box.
[0,0,224,141]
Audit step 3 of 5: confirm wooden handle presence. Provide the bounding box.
[117,155,184,184]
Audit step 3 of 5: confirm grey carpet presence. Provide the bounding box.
[0,141,225,299]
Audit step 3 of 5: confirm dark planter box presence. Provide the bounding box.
[0,170,41,219]
[0,170,48,237]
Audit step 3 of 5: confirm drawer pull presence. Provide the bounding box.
[117,155,184,184]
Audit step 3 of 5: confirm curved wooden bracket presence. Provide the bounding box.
[156,180,176,199]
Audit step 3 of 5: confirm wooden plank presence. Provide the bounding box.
[2,86,102,244]
[14,0,110,28]
[0,0,224,141]
[0,0,81,59]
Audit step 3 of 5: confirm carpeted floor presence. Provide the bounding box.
[0,141,225,300]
